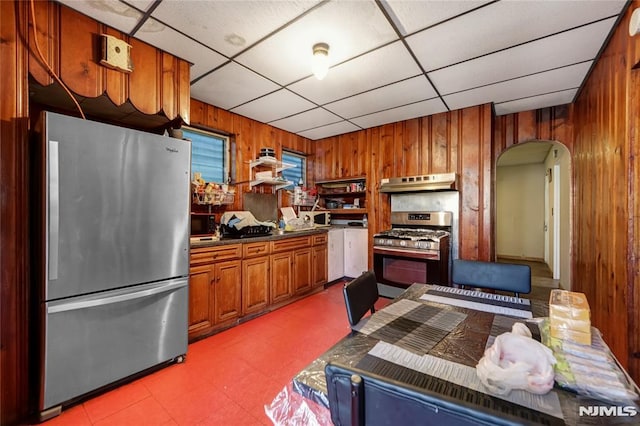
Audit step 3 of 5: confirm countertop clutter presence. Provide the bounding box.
[190,227,327,248]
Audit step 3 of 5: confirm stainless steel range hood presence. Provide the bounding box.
[380,173,457,193]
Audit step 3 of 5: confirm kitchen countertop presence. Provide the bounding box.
[190,227,328,248]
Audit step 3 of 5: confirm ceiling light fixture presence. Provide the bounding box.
[312,42,330,80]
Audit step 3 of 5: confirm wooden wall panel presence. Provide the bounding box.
[59,6,103,98]
[189,99,313,212]
[28,0,58,86]
[1,2,32,424]
[630,17,640,380]
[312,104,494,263]
[570,0,639,381]
[29,1,190,123]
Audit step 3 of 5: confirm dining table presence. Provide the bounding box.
[265,283,639,426]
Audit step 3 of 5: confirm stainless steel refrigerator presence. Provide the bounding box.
[36,112,190,419]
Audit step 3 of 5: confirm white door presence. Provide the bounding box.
[544,171,550,265]
[553,164,561,280]
[328,228,344,282]
[344,228,368,278]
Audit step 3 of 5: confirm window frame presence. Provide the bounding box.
[282,150,307,188]
[183,125,231,184]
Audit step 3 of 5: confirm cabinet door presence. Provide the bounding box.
[312,244,328,287]
[188,264,215,337]
[242,256,269,315]
[292,248,312,295]
[270,252,292,304]
[344,229,368,278]
[328,229,344,282]
[213,260,242,323]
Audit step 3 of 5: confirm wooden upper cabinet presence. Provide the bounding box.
[28,1,190,124]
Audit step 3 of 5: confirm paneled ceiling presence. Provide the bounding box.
[58,0,628,140]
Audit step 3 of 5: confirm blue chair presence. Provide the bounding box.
[451,259,531,297]
[343,270,379,326]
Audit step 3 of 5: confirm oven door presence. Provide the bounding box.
[373,247,448,288]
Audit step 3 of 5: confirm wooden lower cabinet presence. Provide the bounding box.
[214,260,242,323]
[189,232,328,340]
[292,248,312,295]
[312,244,328,287]
[271,251,292,304]
[242,256,270,315]
[188,264,216,336]
[188,259,241,338]
[189,244,242,340]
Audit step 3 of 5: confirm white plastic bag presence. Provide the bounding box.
[476,323,556,395]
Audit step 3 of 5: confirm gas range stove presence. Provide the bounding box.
[373,228,449,250]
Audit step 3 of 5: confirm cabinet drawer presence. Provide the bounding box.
[312,233,327,245]
[190,244,241,264]
[271,236,311,253]
[243,241,270,258]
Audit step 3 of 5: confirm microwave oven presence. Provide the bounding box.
[299,211,331,227]
[191,214,216,235]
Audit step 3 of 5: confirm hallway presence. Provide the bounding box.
[498,258,561,301]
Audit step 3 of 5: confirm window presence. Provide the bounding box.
[184,127,230,183]
[282,151,306,188]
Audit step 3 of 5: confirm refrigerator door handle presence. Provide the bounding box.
[47,278,187,314]
[49,140,59,281]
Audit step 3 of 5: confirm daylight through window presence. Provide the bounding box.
[184,127,230,183]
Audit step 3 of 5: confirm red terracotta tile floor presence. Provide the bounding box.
[40,281,390,426]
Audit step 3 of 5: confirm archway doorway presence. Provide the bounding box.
[496,141,571,293]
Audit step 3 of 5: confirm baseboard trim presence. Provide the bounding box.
[497,255,545,263]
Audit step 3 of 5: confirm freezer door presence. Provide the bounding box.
[40,278,188,411]
[45,112,190,300]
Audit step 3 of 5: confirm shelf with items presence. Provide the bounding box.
[191,172,235,206]
[249,156,295,190]
[315,176,366,212]
[326,208,367,215]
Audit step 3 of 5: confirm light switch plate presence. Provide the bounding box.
[100,34,133,73]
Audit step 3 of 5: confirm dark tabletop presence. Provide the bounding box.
[291,284,639,426]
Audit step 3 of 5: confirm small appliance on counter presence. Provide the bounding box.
[298,210,331,227]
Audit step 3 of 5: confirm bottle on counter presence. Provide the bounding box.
[362,214,368,228]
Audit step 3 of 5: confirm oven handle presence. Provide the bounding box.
[373,246,440,260]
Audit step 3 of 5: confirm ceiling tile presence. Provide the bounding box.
[58,0,143,33]
[289,41,421,105]
[231,90,315,124]
[190,62,280,110]
[494,89,577,116]
[135,19,227,79]
[236,0,398,85]
[270,108,343,134]
[381,0,490,35]
[151,1,321,57]
[298,121,361,140]
[126,0,156,12]
[428,17,616,95]
[443,61,592,111]
[324,76,438,119]
[350,98,447,129]
[408,0,626,72]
